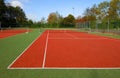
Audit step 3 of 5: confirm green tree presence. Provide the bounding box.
[61,14,75,27]
[98,1,109,20]
[27,19,33,27]
[14,6,27,26]
[40,17,46,27]
[98,1,110,29]
[109,0,119,19]
[0,0,7,27]
[84,5,99,29]
[5,6,27,27]
[108,0,120,29]
[0,0,27,27]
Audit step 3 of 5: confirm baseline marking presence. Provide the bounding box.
[8,67,120,70]
[8,32,43,69]
[42,31,49,68]
[43,67,120,70]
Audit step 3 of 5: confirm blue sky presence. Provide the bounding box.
[6,0,110,22]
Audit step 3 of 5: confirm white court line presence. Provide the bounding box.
[0,31,27,39]
[65,33,78,39]
[48,38,108,40]
[8,32,43,69]
[43,67,120,70]
[7,67,120,70]
[8,30,120,70]
[42,31,49,68]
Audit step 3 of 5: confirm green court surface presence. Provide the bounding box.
[0,29,120,78]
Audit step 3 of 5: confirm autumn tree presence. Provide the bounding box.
[109,0,119,19]
[76,16,89,28]
[108,0,120,29]
[47,12,62,27]
[47,12,57,24]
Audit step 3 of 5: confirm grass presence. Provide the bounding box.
[78,28,120,39]
[90,32,120,39]
[0,29,120,78]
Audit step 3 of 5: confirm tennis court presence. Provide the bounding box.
[0,29,30,39]
[8,30,120,69]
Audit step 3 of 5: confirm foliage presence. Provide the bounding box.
[0,0,7,27]
[1,0,120,28]
[60,14,75,28]
[77,0,120,30]
[47,12,62,28]
[0,0,27,28]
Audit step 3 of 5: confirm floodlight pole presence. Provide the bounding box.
[72,7,74,15]
[96,22,98,32]
[96,16,98,32]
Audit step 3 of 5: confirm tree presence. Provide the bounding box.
[40,17,46,24]
[76,16,89,28]
[40,17,46,27]
[5,6,27,27]
[0,0,6,17]
[0,0,7,27]
[109,0,119,19]
[108,0,120,26]
[83,5,100,29]
[28,19,33,24]
[98,1,109,21]
[61,14,75,27]
[47,12,62,27]
[56,11,63,27]
[98,1,110,30]
[47,12,58,27]
[0,0,27,28]
[110,0,120,29]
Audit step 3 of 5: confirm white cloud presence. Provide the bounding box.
[10,0,23,8]
[13,0,30,3]
[9,0,30,8]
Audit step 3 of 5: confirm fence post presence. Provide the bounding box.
[108,19,110,32]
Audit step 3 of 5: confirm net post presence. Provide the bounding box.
[26,26,29,34]
[39,26,42,33]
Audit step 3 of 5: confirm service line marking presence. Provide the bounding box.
[48,38,108,40]
[65,33,78,39]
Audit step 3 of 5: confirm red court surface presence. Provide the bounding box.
[0,29,30,39]
[8,30,120,69]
